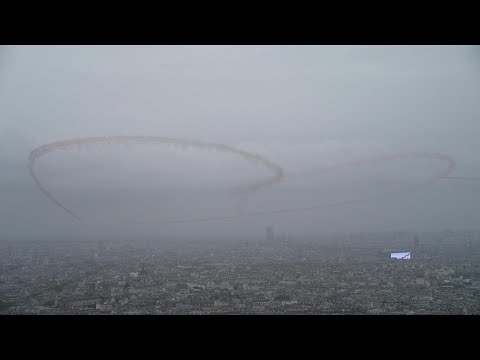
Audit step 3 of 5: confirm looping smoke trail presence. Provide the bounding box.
[297,152,455,181]
[28,136,284,220]
[28,141,455,224]
[27,164,81,220]
[133,151,456,224]
[439,176,480,181]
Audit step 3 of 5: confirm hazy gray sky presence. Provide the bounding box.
[1,45,479,241]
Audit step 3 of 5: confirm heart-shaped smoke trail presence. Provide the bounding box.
[28,138,456,225]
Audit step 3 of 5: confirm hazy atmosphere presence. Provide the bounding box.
[1,45,479,241]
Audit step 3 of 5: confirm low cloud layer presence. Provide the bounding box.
[1,45,479,241]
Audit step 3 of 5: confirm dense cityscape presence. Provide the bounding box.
[1,229,479,315]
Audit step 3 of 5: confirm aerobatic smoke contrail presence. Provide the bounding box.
[133,152,457,224]
[439,176,480,181]
[28,136,285,220]
[28,138,456,224]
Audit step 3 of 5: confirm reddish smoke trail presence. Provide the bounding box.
[298,152,455,181]
[27,164,81,220]
[28,140,456,224]
[28,136,284,220]
[440,176,480,181]
[133,152,456,224]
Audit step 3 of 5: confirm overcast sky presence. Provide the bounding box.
[1,45,479,241]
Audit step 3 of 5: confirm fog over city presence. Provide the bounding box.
[1,45,479,241]
[2,45,480,315]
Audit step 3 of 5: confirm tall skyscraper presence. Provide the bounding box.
[413,236,420,257]
[414,236,419,249]
[464,238,472,259]
[266,226,275,243]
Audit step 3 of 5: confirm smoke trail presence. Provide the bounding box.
[296,152,455,182]
[28,140,455,224]
[27,164,81,220]
[133,152,456,224]
[28,136,284,220]
[439,176,480,181]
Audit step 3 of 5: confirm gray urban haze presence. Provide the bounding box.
[2,45,480,315]
[1,45,480,241]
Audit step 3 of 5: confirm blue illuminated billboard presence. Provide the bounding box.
[391,252,411,259]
